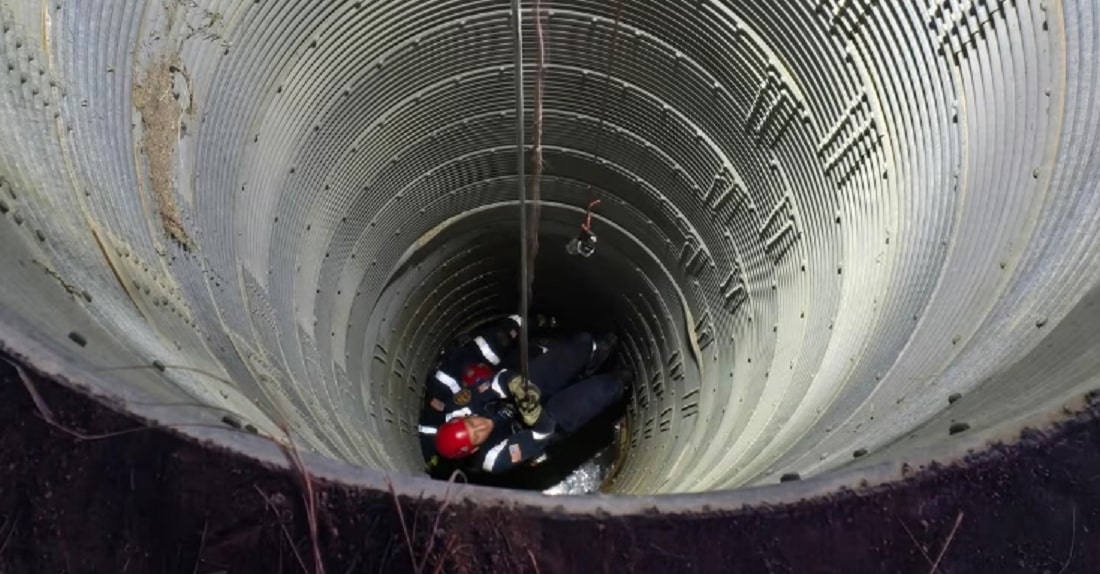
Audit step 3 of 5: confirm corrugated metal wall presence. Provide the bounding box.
[0,0,1097,494]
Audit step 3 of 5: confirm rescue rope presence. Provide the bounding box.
[511,0,542,391]
[519,0,548,390]
[513,0,619,390]
[527,0,546,302]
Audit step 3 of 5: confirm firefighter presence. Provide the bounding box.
[431,332,629,474]
[418,313,556,473]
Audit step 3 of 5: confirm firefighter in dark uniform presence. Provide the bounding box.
[418,313,555,474]
[432,332,629,474]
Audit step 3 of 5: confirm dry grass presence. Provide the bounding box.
[16,363,152,441]
[255,485,311,574]
[386,477,418,573]
[274,425,325,574]
[928,511,964,574]
[11,360,482,573]
[1057,505,1076,574]
[528,548,540,574]
[386,470,465,574]
[13,360,328,573]
[900,511,965,574]
[191,520,208,574]
[0,519,14,559]
[16,362,268,441]
[899,518,935,567]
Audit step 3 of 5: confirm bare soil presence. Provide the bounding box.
[3,354,1100,573]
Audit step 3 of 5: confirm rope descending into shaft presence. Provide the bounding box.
[509,0,529,387]
[527,0,546,302]
[511,0,547,390]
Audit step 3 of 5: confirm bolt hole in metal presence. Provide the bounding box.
[0,0,1097,502]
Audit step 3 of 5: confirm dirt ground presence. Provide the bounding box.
[2,355,1100,573]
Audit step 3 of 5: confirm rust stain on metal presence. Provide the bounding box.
[133,54,194,251]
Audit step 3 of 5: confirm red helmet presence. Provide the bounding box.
[435,418,474,459]
[461,363,494,387]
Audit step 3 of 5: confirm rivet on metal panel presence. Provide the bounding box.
[68,332,87,347]
[949,422,970,435]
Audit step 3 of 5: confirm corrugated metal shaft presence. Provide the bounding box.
[0,0,1097,496]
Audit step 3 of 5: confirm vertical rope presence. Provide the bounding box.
[527,0,546,303]
[511,0,531,386]
[519,0,545,391]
